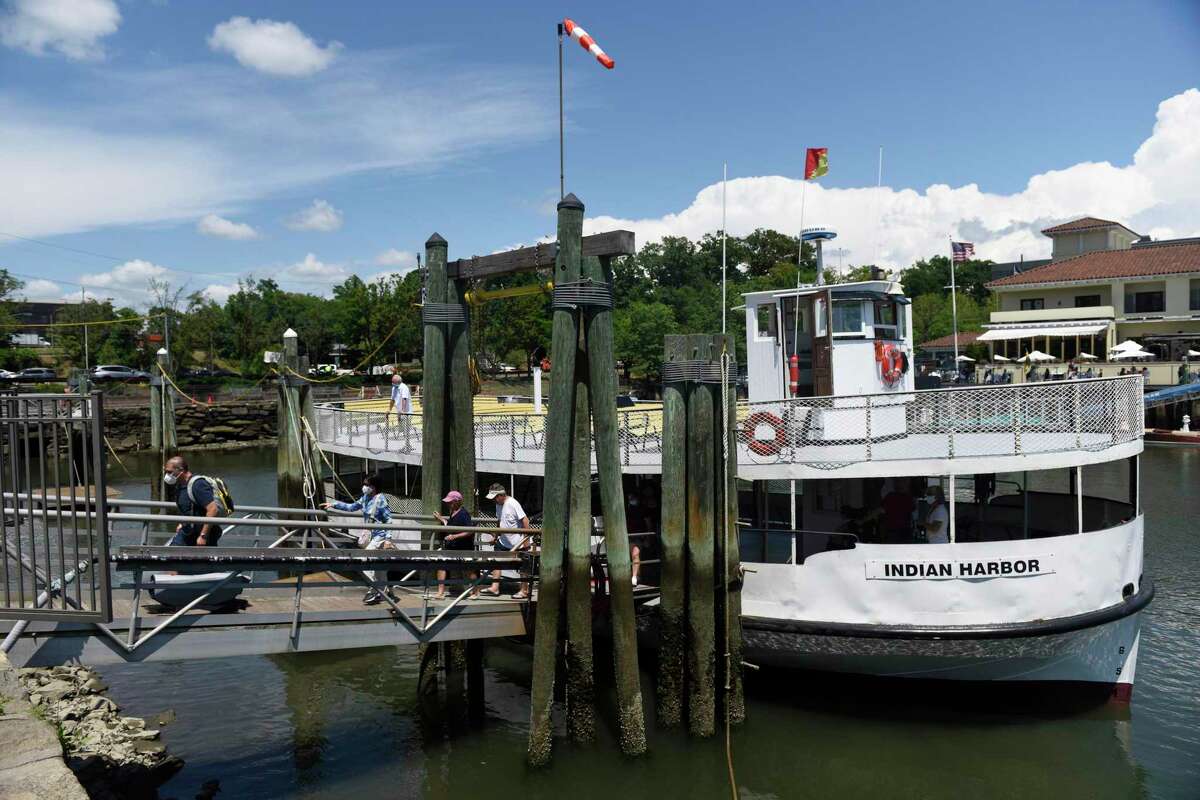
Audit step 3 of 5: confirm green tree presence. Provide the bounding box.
[614,301,677,381]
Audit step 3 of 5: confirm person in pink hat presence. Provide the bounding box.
[433,489,474,600]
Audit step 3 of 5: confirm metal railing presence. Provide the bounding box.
[0,393,111,623]
[313,375,1143,470]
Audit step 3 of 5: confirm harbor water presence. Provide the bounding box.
[99,445,1199,799]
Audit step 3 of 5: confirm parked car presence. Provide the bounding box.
[0,369,17,381]
[90,364,152,383]
[14,367,57,382]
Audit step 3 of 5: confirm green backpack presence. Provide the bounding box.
[187,475,235,515]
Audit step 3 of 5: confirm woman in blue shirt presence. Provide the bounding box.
[433,490,475,600]
[321,474,393,605]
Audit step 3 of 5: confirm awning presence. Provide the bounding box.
[978,322,1108,342]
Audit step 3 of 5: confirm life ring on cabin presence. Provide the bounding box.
[877,343,904,386]
[741,411,788,456]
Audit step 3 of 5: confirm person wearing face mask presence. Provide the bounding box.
[164,455,225,547]
[320,474,395,605]
[923,484,950,544]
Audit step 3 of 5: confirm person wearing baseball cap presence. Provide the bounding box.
[433,489,474,599]
[484,483,532,598]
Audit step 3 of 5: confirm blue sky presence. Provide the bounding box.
[1,0,1198,307]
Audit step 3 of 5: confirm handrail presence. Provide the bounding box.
[1,506,538,535]
[2,491,437,520]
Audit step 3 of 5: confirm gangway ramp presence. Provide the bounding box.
[1,547,531,667]
[1144,382,1200,409]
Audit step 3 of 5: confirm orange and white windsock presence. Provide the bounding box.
[563,18,614,69]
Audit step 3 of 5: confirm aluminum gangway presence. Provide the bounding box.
[0,497,534,667]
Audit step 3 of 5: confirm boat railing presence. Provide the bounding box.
[313,375,1143,469]
[737,374,1143,467]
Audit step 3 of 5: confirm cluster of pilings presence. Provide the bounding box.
[527,194,646,765]
[148,349,176,504]
[658,333,744,735]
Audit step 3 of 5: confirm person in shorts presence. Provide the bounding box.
[483,483,532,598]
[433,490,475,600]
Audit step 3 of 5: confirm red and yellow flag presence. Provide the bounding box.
[804,147,828,180]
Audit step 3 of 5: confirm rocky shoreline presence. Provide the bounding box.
[17,665,182,799]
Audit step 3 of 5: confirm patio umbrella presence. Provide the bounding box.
[1018,350,1055,363]
[1109,340,1143,355]
[955,355,975,362]
[1076,352,1099,360]
[991,355,1012,362]
[1187,349,1200,358]
[1111,348,1154,360]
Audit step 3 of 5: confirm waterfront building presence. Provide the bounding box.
[982,217,1200,381]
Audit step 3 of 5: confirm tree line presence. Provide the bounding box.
[0,229,996,379]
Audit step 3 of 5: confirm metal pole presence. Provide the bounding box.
[81,286,89,374]
[949,236,960,367]
[721,162,727,334]
[948,475,956,544]
[558,23,565,200]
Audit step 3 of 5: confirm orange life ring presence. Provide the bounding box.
[741,411,788,456]
[879,343,904,386]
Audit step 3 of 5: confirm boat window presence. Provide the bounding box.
[831,300,864,335]
[814,298,827,337]
[873,300,900,340]
[755,304,777,340]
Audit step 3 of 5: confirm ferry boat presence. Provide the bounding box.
[312,278,1151,700]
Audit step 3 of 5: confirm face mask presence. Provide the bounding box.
[163,471,179,486]
[362,485,372,496]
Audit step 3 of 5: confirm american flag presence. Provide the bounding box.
[951,241,975,263]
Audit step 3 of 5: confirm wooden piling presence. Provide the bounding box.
[149,348,178,504]
[528,194,584,767]
[446,271,477,513]
[685,334,716,738]
[421,234,450,526]
[565,333,594,743]
[582,253,646,755]
[656,335,689,726]
[274,326,307,506]
[716,333,744,724]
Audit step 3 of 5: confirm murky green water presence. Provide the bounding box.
[99,446,1200,799]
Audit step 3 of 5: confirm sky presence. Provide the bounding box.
[1,0,1198,308]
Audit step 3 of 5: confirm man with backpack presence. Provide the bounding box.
[163,455,233,546]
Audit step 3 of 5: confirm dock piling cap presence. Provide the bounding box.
[426,232,447,248]
[283,328,298,339]
[156,347,168,355]
[557,193,584,212]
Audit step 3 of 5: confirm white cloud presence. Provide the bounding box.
[585,88,1200,271]
[283,252,347,283]
[0,51,549,240]
[286,199,343,232]
[74,259,170,306]
[202,282,239,305]
[207,16,341,78]
[374,248,416,269]
[0,0,119,61]
[17,278,66,302]
[196,213,260,240]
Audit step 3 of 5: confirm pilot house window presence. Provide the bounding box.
[756,304,777,339]
[831,301,864,335]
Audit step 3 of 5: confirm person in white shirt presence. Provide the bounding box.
[483,483,532,598]
[924,484,950,544]
[386,372,413,449]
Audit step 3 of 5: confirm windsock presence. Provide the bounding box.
[563,18,614,69]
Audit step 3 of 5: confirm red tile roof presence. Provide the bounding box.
[1040,216,1137,236]
[918,330,982,350]
[987,241,1200,288]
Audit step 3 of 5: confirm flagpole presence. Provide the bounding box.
[949,235,960,368]
[557,22,565,199]
[721,162,728,334]
[874,145,883,267]
[794,176,808,358]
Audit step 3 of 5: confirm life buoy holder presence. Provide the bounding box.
[878,343,904,386]
[741,411,788,456]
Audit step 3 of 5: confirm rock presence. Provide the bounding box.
[40,679,75,702]
[81,678,107,693]
[28,693,43,707]
[119,717,144,732]
[131,739,165,755]
[149,709,176,727]
[128,728,159,741]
